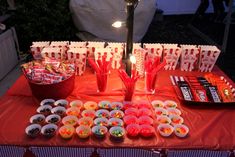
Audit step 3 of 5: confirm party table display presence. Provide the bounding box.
[25,99,189,141]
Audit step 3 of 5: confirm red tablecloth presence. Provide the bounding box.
[0,66,235,150]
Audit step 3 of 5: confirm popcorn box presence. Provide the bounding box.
[67,48,87,76]
[94,48,113,62]
[41,47,63,60]
[133,48,147,77]
[162,44,181,70]
[180,45,200,71]
[143,43,163,60]
[50,41,69,59]
[87,41,105,58]
[198,45,221,72]
[107,42,124,69]
[30,41,50,60]
[69,41,87,48]
[132,43,142,55]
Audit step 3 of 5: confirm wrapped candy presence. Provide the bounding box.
[30,41,50,60]
[198,45,221,72]
[180,45,200,71]
[162,44,181,70]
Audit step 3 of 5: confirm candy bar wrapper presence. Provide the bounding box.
[180,45,200,71]
[94,48,113,61]
[143,43,163,60]
[198,45,221,72]
[41,47,63,60]
[87,41,105,58]
[106,42,124,69]
[69,41,87,48]
[67,48,87,76]
[30,41,50,60]
[133,48,147,77]
[162,44,181,70]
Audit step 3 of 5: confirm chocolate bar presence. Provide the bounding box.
[177,81,193,101]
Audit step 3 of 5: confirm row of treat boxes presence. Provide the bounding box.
[30,41,220,75]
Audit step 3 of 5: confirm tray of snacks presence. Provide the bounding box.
[170,74,235,107]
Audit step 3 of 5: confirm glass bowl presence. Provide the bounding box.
[94,118,109,127]
[59,125,75,139]
[110,110,124,119]
[78,117,93,127]
[54,99,69,108]
[157,124,174,137]
[76,125,91,139]
[123,115,138,125]
[25,124,41,138]
[92,125,108,138]
[81,110,96,119]
[84,101,98,110]
[41,123,58,138]
[62,115,78,126]
[126,124,140,137]
[30,114,45,125]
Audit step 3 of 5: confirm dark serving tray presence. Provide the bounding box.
[173,86,235,108]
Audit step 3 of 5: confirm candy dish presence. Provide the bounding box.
[78,117,93,127]
[110,102,123,110]
[151,100,165,108]
[124,108,138,117]
[98,100,111,109]
[54,99,69,108]
[157,124,174,137]
[66,107,80,117]
[95,109,110,118]
[30,114,45,124]
[59,125,75,139]
[109,126,125,141]
[36,105,52,116]
[84,101,98,110]
[81,110,96,119]
[76,125,91,139]
[126,124,140,137]
[139,124,155,137]
[156,115,171,124]
[110,110,124,119]
[155,108,168,116]
[40,99,55,106]
[169,115,184,125]
[123,115,138,125]
[92,125,108,138]
[167,108,181,116]
[109,118,124,127]
[70,100,83,109]
[25,124,41,138]
[41,123,58,138]
[138,116,153,125]
[174,124,189,138]
[45,114,61,124]
[62,115,78,126]
[164,100,178,108]
[51,106,66,117]
[94,118,109,127]
[138,108,152,117]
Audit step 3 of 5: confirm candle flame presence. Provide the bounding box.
[130,55,136,64]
